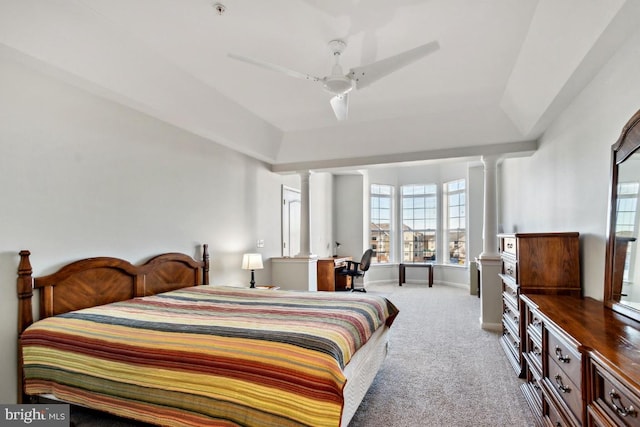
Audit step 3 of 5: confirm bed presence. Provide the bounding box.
[17,245,398,427]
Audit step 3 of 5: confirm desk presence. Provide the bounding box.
[398,263,433,287]
[317,257,352,291]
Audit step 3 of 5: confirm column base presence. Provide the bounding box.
[477,257,502,330]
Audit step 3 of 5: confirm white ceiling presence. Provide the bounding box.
[1,0,638,172]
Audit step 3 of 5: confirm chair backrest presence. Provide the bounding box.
[359,249,374,272]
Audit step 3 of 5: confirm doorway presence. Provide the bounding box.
[282,186,301,257]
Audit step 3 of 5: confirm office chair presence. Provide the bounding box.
[339,249,374,292]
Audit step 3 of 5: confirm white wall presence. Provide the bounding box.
[333,174,365,259]
[499,26,640,299]
[310,172,334,258]
[0,55,301,403]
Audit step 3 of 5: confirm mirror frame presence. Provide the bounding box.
[605,109,640,321]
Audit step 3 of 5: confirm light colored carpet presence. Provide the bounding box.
[70,282,535,426]
[347,282,535,427]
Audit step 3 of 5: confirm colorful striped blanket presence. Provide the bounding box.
[21,286,399,426]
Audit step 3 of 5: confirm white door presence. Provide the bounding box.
[282,186,301,257]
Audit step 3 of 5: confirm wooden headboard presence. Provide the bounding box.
[17,244,210,335]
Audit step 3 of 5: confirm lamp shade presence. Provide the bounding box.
[241,253,263,270]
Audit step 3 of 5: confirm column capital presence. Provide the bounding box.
[481,154,501,168]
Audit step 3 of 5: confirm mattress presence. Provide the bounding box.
[341,324,390,426]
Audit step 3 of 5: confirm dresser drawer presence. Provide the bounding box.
[547,327,581,388]
[525,363,543,406]
[521,370,543,423]
[502,277,519,306]
[590,359,640,427]
[547,356,582,423]
[502,257,517,281]
[502,324,520,359]
[528,309,543,339]
[502,236,517,255]
[546,392,571,427]
[526,333,543,376]
[503,295,519,327]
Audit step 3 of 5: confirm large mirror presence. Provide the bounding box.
[605,110,640,321]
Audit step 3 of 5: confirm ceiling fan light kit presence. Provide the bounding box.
[322,39,354,96]
[229,38,439,121]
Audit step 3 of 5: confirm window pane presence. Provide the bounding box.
[401,183,437,263]
[444,179,466,265]
[370,184,393,263]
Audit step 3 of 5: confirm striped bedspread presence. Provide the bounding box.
[21,286,399,427]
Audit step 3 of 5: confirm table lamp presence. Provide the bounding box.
[241,253,263,288]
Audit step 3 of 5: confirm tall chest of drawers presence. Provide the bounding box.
[498,233,581,378]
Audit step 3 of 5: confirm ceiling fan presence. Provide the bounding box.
[228,39,439,121]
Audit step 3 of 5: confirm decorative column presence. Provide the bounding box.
[477,155,503,330]
[296,170,315,258]
[480,155,500,258]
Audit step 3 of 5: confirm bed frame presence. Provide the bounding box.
[16,244,210,404]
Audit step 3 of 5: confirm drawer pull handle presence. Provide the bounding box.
[506,266,514,275]
[609,390,638,418]
[554,375,571,393]
[532,318,542,327]
[555,346,570,363]
[533,346,542,356]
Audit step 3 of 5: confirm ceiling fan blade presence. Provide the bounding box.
[228,53,320,82]
[330,93,349,121]
[348,40,440,89]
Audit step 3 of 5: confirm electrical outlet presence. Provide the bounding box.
[256,239,264,248]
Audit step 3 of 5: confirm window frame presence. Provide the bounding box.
[401,184,438,263]
[370,184,393,264]
[368,179,467,266]
[444,179,467,266]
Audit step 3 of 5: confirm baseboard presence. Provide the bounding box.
[433,280,467,290]
[365,279,472,290]
[481,321,502,332]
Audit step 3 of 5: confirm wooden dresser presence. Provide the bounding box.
[521,294,640,427]
[498,233,581,377]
